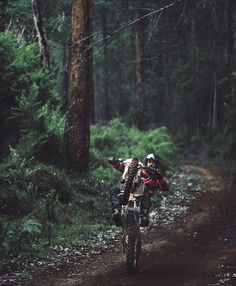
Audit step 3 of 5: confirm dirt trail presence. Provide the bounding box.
[31,163,236,286]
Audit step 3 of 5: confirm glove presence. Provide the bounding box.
[144,167,162,180]
[155,170,162,180]
[107,157,119,165]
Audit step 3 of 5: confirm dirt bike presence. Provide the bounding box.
[119,158,145,274]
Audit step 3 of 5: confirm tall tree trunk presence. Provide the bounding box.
[134,0,147,128]
[102,8,109,122]
[163,49,170,129]
[227,0,236,135]
[65,0,91,173]
[89,0,95,124]
[226,0,235,123]
[212,72,217,130]
[90,47,95,124]
[32,0,50,71]
[135,3,146,100]
[61,41,70,114]
[94,55,101,122]
[191,16,200,133]
[0,0,8,32]
[226,0,234,69]
[211,3,218,131]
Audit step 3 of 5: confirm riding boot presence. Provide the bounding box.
[140,186,151,227]
[110,187,122,226]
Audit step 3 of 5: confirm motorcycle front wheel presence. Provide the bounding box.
[124,233,141,274]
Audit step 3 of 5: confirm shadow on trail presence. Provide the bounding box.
[83,163,236,286]
[21,162,236,286]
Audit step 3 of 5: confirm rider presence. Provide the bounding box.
[108,153,169,227]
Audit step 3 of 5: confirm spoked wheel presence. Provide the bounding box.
[124,233,142,274]
[122,158,139,205]
[121,157,142,273]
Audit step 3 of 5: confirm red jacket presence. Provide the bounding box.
[112,161,168,196]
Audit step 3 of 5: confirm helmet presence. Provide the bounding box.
[144,153,160,167]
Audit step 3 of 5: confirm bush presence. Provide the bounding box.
[0,216,42,258]
[0,146,73,214]
[0,105,177,259]
[204,130,236,159]
[90,118,177,169]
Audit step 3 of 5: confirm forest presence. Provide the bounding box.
[0,0,236,268]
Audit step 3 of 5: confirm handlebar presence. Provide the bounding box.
[108,157,162,179]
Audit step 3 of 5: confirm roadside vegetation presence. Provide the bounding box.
[0,33,176,260]
[0,115,176,261]
[1,0,236,267]
[0,29,234,264]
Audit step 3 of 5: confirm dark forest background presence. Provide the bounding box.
[0,0,236,260]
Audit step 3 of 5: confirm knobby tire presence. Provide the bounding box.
[122,158,139,205]
[126,234,141,273]
[121,158,141,273]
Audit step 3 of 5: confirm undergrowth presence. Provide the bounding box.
[0,119,176,261]
[0,32,177,262]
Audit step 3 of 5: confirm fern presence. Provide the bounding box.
[21,218,42,236]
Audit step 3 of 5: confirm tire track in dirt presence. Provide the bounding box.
[30,163,236,286]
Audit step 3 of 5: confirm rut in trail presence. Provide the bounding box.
[5,163,236,286]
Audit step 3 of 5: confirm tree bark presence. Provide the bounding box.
[66,0,91,173]
[227,0,236,135]
[32,0,50,71]
[226,0,234,69]
[89,0,95,124]
[102,8,109,122]
[212,72,217,130]
[90,45,95,124]
[134,0,148,128]
[135,2,146,100]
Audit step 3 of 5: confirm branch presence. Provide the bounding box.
[70,0,187,50]
[104,0,186,40]
[114,0,205,69]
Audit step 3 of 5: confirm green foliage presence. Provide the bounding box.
[11,91,66,165]
[0,32,16,74]
[0,143,74,256]
[0,34,45,111]
[0,32,18,138]
[8,0,34,32]
[0,117,177,259]
[205,131,236,159]
[0,146,72,213]
[0,0,180,261]
[0,31,66,166]
[1,216,42,258]
[0,31,64,165]
[90,118,177,169]
[8,0,71,42]
[21,218,42,236]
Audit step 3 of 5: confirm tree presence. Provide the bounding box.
[134,1,147,128]
[32,0,50,71]
[102,7,109,122]
[65,0,91,172]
